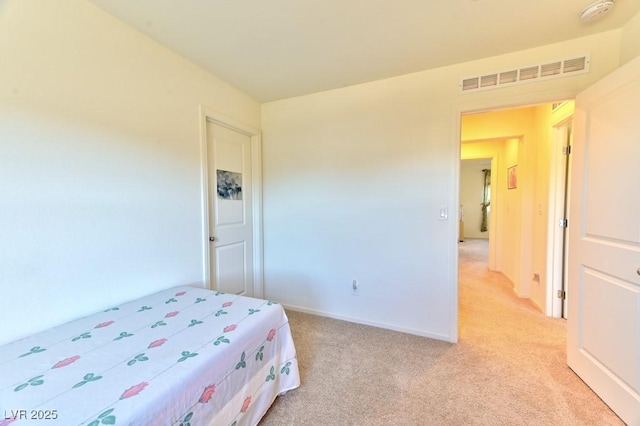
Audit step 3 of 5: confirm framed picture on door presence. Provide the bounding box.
[507,165,517,189]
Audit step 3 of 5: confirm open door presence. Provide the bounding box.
[567,55,640,424]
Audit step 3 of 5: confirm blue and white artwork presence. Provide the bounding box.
[216,170,243,200]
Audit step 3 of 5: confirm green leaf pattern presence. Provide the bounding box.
[281,361,292,375]
[127,353,149,366]
[213,336,230,346]
[14,375,45,392]
[265,365,276,382]
[72,332,92,342]
[179,412,193,426]
[235,352,246,370]
[151,320,167,328]
[19,346,46,357]
[88,408,116,426]
[177,351,198,363]
[255,346,265,361]
[72,372,103,388]
[114,331,133,341]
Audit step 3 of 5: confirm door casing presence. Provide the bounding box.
[547,114,573,318]
[199,106,264,298]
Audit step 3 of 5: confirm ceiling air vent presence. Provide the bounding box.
[519,66,539,80]
[462,77,479,91]
[480,74,498,88]
[460,54,590,93]
[564,57,587,73]
[541,61,562,77]
[499,70,518,84]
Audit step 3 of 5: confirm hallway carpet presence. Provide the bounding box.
[259,239,623,425]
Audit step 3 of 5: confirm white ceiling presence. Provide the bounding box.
[87,0,640,102]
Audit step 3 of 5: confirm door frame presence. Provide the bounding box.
[199,106,264,298]
[453,88,579,340]
[546,108,574,318]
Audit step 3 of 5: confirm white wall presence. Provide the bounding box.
[0,0,260,345]
[262,30,622,342]
[621,11,640,64]
[460,160,490,239]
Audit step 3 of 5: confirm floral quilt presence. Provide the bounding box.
[0,286,300,425]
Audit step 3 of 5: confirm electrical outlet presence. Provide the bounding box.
[352,279,359,295]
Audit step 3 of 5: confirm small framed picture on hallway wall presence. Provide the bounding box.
[507,165,517,189]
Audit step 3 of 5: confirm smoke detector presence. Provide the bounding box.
[580,0,615,22]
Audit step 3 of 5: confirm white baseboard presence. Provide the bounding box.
[281,303,453,343]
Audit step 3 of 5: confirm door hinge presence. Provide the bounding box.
[559,218,568,228]
[563,145,572,155]
[557,290,566,300]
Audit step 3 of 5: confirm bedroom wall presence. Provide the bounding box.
[261,30,622,341]
[0,0,260,345]
[621,10,640,64]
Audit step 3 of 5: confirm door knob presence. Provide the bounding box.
[209,236,216,242]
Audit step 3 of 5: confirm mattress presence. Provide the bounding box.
[0,286,300,425]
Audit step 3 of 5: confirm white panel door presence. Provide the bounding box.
[567,55,640,425]
[207,121,254,296]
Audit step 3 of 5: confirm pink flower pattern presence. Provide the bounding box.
[120,382,148,399]
[52,355,81,369]
[148,338,168,349]
[95,320,114,329]
[267,329,276,342]
[223,324,237,333]
[222,301,233,308]
[199,384,216,403]
[241,396,252,413]
[175,291,186,296]
[165,311,179,318]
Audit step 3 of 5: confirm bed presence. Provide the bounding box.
[0,286,300,425]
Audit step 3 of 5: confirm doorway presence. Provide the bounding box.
[458,101,573,317]
[459,158,493,265]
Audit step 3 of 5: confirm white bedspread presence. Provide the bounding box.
[0,286,300,425]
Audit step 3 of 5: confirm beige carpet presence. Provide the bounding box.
[260,239,623,425]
